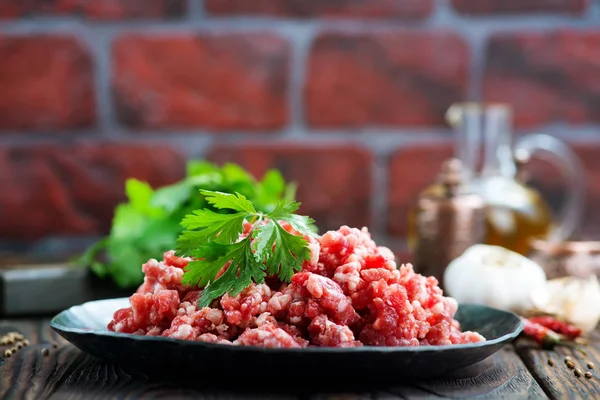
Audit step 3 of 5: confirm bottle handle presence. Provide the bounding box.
[514,134,585,242]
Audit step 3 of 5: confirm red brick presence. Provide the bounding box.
[0,36,95,131]
[0,1,186,19]
[205,0,433,19]
[387,143,453,236]
[523,141,600,238]
[305,32,469,128]
[0,143,185,240]
[208,143,373,231]
[112,34,290,131]
[452,0,587,15]
[484,31,600,128]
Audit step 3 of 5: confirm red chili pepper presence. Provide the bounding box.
[527,316,582,339]
[520,317,562,349]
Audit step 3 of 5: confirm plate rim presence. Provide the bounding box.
[50,297,524,354]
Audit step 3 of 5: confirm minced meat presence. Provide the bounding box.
[108,227,485,348]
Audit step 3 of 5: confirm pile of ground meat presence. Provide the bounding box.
[108,225,485,348]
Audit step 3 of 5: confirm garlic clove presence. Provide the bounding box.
[529,275,600,335]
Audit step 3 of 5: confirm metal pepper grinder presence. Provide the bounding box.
[412,158,487,291]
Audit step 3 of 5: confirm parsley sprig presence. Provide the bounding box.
[75,161,299,289]
[177,190,316,307]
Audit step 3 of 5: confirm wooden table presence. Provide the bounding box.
[1,319,599,399]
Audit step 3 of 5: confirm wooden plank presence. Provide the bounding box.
[382,346,547,399]
[515,334,600,399]
[0,320,545,400]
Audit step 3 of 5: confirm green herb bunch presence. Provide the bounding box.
[177,191,317,307]
[76,161,299,288]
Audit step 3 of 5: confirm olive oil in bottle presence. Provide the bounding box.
[408,103,583,256]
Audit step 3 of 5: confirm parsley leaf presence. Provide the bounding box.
[180,209,247,246]
[268,199,301,218]
[266,222,311,281]
[177,191,315,308]
[74,161,307,289]
[181,243,232,287]
[268,200,317,234]
[280,213,318,235]
[200,190,257,214]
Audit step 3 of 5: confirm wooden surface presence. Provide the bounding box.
[515,332,600,399]
[0,320,543,400]
[0,319,596,399]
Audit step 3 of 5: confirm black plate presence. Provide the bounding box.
[50,298,523,380]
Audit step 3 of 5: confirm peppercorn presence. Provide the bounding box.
[567,361,575,369]
[52,343,58,349]
[548,359,555,366]
[585,372,593,379]
[565,356,573,363]
[587,362,595,370]
[575,369,583,378]
[41,348,49,356]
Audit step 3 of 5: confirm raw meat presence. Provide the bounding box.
[108,225,485,348]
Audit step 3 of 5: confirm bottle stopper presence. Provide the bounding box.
[439,158,463,197]
[514,148,531,183]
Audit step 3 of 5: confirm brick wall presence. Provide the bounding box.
[1,0,600,258]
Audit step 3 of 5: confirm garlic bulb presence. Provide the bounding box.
[443,244,547,314]
[530,275,600,335]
